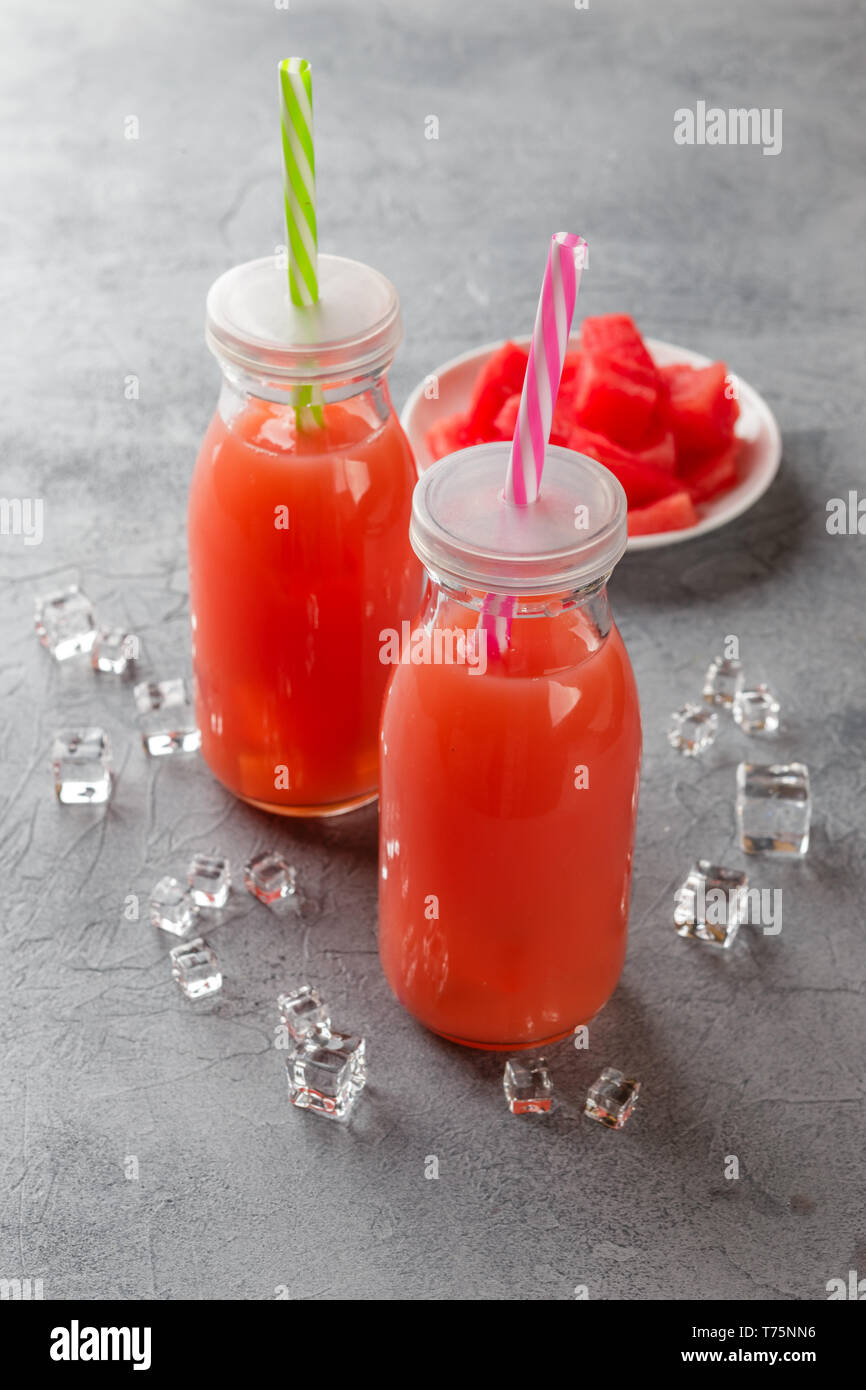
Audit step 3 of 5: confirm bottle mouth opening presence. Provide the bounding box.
[409,444,628,596]
[205,254,403,385]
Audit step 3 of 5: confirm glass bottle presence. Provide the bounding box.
[189,254,424,815]
[379,443,642,1047]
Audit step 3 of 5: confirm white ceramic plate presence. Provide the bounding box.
[400,336,782,551]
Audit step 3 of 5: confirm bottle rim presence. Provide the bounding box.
[205,254,402,385]
[410,443,628,596]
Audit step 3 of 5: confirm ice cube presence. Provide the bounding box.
[503,1057,554,1115]
[703,655,744,709]
[674,859,748,948]
[286,1031,367,1119]
[52,728,112,805]
[243,851,300,915]
[134,678,201,756]
[584,1067,640,1129]
[733,684,781,735]
[35,586,96,660]
[277,985,331,1041]
[187,853,231,908]
[92,628,139,676]
[737,762,811,856]
[668,703,718,756]
[150,875,199,935]
[170,937,222,1000]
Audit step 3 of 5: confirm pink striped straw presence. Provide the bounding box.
[504,232,588,506]
[477,593,516,662]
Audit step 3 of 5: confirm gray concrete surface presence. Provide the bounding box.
[1,0,864,1301]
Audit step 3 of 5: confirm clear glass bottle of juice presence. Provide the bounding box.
[378,443,642,1049]
[188,254,424,816]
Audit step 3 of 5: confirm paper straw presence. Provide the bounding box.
[503,233,588,506]
[279,57,318,308]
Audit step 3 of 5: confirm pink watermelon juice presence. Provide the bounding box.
[379,591,641,1048]
[189,391,421,814]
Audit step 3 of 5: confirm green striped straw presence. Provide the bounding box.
[279,57,323,427]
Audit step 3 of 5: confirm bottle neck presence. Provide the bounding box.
[215,354,393,408]
[417,573,613,678]
[215,358,395,438]
[424,570,612,621]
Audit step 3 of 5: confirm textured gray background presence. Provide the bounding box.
[1,0,864,1301]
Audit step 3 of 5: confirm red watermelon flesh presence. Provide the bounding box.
[550,381,581,445]
[426,413,473,463]
[560,348,583,391]
[566,425,679,508]
[574,352,659,448]
[678,440,740,502]
[660,361,739,457]
[580,314,655,374]
[465,341,529,437]
[492,393,520,440]
[638,419,677,473]
[627,490,698,536]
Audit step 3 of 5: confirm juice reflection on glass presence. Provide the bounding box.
[378,444,642,1049]
[188,254,423,816]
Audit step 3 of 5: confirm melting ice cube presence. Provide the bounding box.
[187,852,231,908]
[736,762,810,856]
[668,703,718,756]
[584,1067,640,1129]
[36,587,96,660]
[674,860,748,948]
[503,1057,554,1115]
[286,1031,367,1120]
[52,728,112,805]
[134,678,201,756]
[170,937,222,1000]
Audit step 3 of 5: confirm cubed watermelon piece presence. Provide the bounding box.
[660,361,739,457]
[425,413,472,462]
[636,419,677,473]
[574,353,660,448]
[627,490,699,536]
[566,425,680,508]
[548,385,578,445]
[580,314,655,374]
[465,341,529,436]
[678,440,740,502]
[560,348,583,390]
[492,393,520,440]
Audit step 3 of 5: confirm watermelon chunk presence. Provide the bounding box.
[627,490,699,536]
[549,384,578,445]
[560,348,583,390]
[426,413,472,462]
[465,341,529,437]
[660,361,739,457]
[637,418,677,473]
[492,393,520,440]
[574,353,659,448]
[580,314,655,373]
[566,425,679,508]
[573,315,660,447]
[678,440,739,502]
